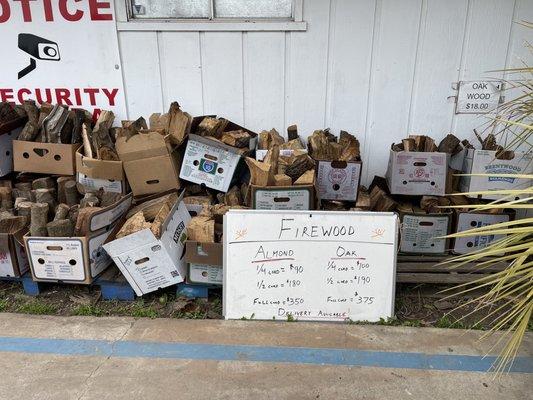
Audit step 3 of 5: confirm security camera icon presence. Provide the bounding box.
[18,33,61,79]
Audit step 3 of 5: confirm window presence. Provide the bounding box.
[130,0,294,20]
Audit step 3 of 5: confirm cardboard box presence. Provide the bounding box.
[250,185,315,210]
[185,241,223,285]
[13,140,80,175]
[316,160,362,201]
[386,150,448,196]
[399,213,451,255]
[452,212,510,255]
[0,220,29,278]
[460,149,533,200]
[180,134,246,192]
[103,198,191,296]
[116,132,182,197]
[25,194,132,284]
[76,147,127,194]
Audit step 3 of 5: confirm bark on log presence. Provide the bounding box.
[92,110,119,161]
[43,104,70,143]
[56,176,75,204]
[287,125,298,141]
[285,154,315,182]
[47,219,73,237]
[80,193,100,208]
[53,203,70,221]
[0,187,12,210]
[30,203,49,236]
[32,177,55,190]
[16,201,33,220]
[64,181,80,206]
[34,189,57,213]
[82,123,95,158]
[18,122,39,142]
[74,207,101,236]
[23,100,39,124]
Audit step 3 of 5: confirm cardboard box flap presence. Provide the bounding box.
[185,241,223,266]
[76,147,124,181]
[89,194,133,233]
[116,132,169,161]
[188,134,245,156]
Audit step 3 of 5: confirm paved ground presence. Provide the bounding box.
[0,314,530,399]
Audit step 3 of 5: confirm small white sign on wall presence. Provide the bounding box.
[455,81,503,114]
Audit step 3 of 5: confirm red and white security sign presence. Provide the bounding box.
[0,0,126,120]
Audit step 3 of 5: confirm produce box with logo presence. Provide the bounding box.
[180,134,247,192]
[316,160,362,201]
[103,196,191,296]
[386,150,449,196]
[459,149,532,200]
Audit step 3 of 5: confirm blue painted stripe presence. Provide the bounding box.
[0,336,531,373]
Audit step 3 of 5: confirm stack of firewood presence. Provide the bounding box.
[308,129,361,162]
[247,126,315,187]
[183,183,248,243]
[115,192,178,239]
[16,101,92,145]
[194,116,251,150]
[1,176,121,238]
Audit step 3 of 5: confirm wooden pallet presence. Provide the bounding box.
[396,255,508,284]
[0,267,135,300]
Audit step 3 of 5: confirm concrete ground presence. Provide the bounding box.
[0,314,530,400]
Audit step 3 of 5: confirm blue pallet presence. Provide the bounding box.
[0,268,135,301]
[176,282,219,299]
[0,273,43,296]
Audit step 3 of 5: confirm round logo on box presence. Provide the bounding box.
[199,159,217,175]
[328,168,347,185]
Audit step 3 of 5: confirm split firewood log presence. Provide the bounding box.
[23,100,39,124]
[273,174,292,186]
[285,154,315,182]
[92,110,119,160]
[308,130,331,160]
[220,130,251,148]
[287,124,298,141]
[43,104,70,143]
[167,102,192,144]
[294,169,315,185]
[438,134,461,155]
[116,211,151,239]
[246,157,271,187]
[57,176,75,204]
[339,131,361,161]
[196,117,226,138]
[187,216,215,243]
[82,123,95,158]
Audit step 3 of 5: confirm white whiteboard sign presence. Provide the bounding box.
[223,210,399,322]
[455,81,502,114]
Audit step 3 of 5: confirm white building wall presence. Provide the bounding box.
[117,0,533,186]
